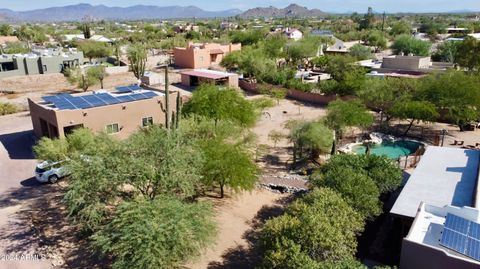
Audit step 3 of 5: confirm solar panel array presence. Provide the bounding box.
[115,85,142,93]
[440,213,480,261]
[41,91,158,110]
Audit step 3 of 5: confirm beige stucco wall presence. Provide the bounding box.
[400,239,480,269]
[382,56,431,71]
[173,43,241,69]
[28,93,177,140]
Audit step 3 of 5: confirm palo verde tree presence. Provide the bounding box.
[200,139,259,198]
[391,34,431,56]
[325,100,373,153]
[388,100,439,136]
[259,188,364,268]
[289,120,333,164]
[310,167,382,220]
[91,197,216,269]
[418,71,480,131]
[127,44,148,80]
[455,36,480,71]
[316,154,403,195]
[183,83,257,128]
[88,65,108,89]
[77,40,112,63]
[64,67,98,92]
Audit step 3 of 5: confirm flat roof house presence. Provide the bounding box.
[180,69,239,88]
[172,42,241,69]
[28,86,177,139]
[380,55,453,73]
[391,146,480,268]
[0,48,84,79]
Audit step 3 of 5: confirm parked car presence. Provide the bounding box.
[35,160,69,183]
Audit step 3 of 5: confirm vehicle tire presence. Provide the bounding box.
[48,175,59,184]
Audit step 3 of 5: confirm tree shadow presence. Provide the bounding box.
[0,180,105,268]
[0,130,36,160]
[207,195,296,269]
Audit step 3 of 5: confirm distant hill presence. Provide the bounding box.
[240,4,327,18]
[0,3,242,22]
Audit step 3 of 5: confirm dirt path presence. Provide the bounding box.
[186,189,289,269]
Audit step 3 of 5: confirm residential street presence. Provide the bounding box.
[0,112,52,269]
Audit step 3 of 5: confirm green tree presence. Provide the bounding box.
[390,21,412,37]
[418,71,480,130]
[65,67,98,92]
[2,42,30,54]
[432,40,459,63]
[91,197,216,269]
[183,84,257,128]
[87,65,108,89]
[289,121,333,163]
[127,44,147,80]
[311,167,382,219]
[325,100,373,152]
[366,30,387,52]
[317,154,403,194]
[389,100,439,136]
[200,139,259,198]
[349,44,373,60]
[0,24,13,36]
[260,188,364,267]
[358,77,417,123]
[391,34,431,56]
[268,130,285,148]
[77,41,112,63]
[455,36,480,71]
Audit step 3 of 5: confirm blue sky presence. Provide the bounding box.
[2,0,480,13]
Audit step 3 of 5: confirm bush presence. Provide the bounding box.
[260,188,364,267]
[0,102,18,115]
[92,197,216,269]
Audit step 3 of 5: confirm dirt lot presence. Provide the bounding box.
[0,72,138,107]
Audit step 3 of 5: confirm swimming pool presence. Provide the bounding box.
[352,140,423,159]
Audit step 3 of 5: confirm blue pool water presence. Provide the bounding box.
[352,140,423,159]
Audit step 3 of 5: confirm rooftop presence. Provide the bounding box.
[406,203,480,264]
[180,69,234,80]
[39,86,163,111]
[391,146,480,219]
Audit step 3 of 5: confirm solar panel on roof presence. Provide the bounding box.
[142,91,158,98]
[96,93,121,105]
[441,228,467,254]
[53,100,76,110]
[469,221,480,238]
[116,95,135,102]
[467,238,480,260]
[116,86,132,93]
[70,98,92,109]
[440,214,480,262]
[129,93,148,101]
[445,214,470,235]
[42,96,61,103]
[128,85,142,91]
[83,95,107,107]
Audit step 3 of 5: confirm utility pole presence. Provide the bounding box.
[381,12,386,32]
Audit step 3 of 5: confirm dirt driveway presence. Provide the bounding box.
[0,112,54,269]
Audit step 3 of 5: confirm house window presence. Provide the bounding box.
[142,117,153,127]
[106,123,119,134]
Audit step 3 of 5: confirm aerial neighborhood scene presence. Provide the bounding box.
[2,0,480,268]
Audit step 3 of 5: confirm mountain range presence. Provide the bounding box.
[240,4,327,18]
[0,3,242,22]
